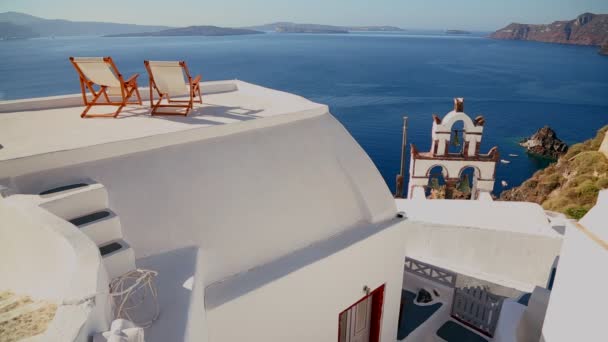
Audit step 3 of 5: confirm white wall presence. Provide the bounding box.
[541,195,608,342]
[397,199,559,237]
[0,196,111,341]
[599,131,608,159]
[205,221,404,342]
[401,221,562,291]
[0,200,77,300]
[9,112,397,288]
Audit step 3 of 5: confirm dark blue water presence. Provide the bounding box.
[1,33,607,195]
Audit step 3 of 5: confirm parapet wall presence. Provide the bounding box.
[0,196,111,341]
[402,221,562,291]
[0,81,238,114]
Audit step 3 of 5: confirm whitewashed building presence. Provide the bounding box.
[0,83,606,342]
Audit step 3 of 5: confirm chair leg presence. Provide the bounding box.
[81,90,104,118]
[149,85,154,107]
[113,104,126,118]
[101,88,111,103]
[133,86,142,105]
[150,94,165,116]
[123,85,141,105]
[185,98,193,116]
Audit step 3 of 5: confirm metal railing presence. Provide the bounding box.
[404,257,457,288]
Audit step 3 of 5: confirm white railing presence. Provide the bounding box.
[451,286,503,337]
[404,257,457,288]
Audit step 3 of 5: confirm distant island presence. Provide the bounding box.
[0,22,39,40]
[445,29,471,35]
[0,13,409,39]
[272,23,348,34]
[105,26,262,37]
[244,22,404,34]
[0,11,170,38]
[348,26,405,32]
[490,13,608,56]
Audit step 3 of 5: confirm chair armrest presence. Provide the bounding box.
[124,73,139,85]
[191,75,201,85]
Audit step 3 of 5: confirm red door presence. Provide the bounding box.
[338,285,385,342]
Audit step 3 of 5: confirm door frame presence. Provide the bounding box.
[338,284,386,342]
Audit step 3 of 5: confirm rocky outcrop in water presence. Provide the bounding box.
[520,126,568,159]
[601,43,608,55]
[491,13,608,55]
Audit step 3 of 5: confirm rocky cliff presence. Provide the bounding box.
[491,13,608,55]
[500,125,608,219]
[519,126,568,159]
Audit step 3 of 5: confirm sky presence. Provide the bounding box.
[1,0,608,31]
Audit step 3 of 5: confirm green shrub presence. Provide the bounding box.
[576,180,599,203]
[570,174,593,188]
[565,207,589,219]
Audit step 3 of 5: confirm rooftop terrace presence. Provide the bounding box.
[0,80,327,177]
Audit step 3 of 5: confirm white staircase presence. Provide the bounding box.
[37,182,135,279]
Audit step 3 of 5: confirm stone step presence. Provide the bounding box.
[39,183,89,196]
[99,239,135,279]
[70,210,123,246]
[38,182,108,220]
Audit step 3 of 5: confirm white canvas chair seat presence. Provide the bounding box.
[144,60,202,116]
[71,57,121,88]
[146,61,191,97]
[70,56,142,118]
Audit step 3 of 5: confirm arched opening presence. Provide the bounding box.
[425,165,448,199]
[454,166,480,200]
[447,120,465,155]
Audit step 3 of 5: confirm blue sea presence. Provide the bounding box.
[1,32,607,195]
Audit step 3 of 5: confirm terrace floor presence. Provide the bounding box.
[135,247,199,342]
[397,290,443,340]
[400,266,500,342]
[0,80,326,178]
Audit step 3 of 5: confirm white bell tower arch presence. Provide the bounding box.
[408,98,499,200]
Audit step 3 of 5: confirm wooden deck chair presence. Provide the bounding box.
[144,61,202,116]
[69,57,142,118]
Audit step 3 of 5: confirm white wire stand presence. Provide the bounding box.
[109,269,160,328]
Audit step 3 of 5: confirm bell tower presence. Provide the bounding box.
[408,98,499,200]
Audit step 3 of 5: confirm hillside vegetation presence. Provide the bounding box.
[500,125,608,219]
